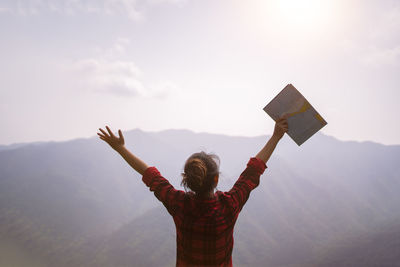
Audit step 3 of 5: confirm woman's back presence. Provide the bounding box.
[176,192,236,266]
[142,157,267,266]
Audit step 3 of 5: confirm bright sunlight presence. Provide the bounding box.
[245,0,338,37]
[277,0,330,26]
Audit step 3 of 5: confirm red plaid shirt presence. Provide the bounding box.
[142,157,267,266]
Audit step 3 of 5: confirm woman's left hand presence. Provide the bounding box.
[273,116,289,139]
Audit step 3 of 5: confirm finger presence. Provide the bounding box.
[279,123,288,129]
[106,126,116,137]
[118,129,124,141]
[99,128,109,137]
[279,125,288,130]
[97,132,106,138]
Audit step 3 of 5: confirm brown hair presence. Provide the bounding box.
[181,151,220,195]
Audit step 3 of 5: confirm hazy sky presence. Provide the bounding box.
[0,0,399,145]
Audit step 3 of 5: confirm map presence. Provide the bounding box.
[263,84,327,146]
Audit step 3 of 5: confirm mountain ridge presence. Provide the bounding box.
[0,128,399,266]
[1,128,397,151]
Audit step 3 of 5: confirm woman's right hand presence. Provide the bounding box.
[97,126,125,151]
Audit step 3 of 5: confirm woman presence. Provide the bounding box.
[97,117,288,266]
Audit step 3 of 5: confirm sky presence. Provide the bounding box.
[0,0,399,145]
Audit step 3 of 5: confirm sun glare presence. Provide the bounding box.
[280,0,316,22]
[246,0,337,37]
[276,0,334,31]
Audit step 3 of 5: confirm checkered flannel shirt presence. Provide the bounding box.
[142,157,267,266]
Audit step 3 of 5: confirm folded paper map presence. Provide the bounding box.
[263,84,327,146]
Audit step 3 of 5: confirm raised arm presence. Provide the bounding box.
[256,116,288,164]
[97,126,149,175]
[98,126,184,215]
[225,117,288,215]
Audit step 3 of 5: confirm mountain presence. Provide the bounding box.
[312,222,400,267]
[0,129,399,266]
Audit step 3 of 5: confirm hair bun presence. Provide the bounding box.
[181,151,220,195]
[183,158,207,192]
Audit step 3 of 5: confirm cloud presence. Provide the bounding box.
[69,38,179,98]
[146,0,187,6]
[0,7,11,14]
[73,58,147,96]
[1,0,186,20]
[100,38,132,59]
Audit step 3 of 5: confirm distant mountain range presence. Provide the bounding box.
[0,129,399,267]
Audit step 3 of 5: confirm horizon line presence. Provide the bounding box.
[0,127,398,148]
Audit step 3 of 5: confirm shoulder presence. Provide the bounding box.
[215,190,232,202]
[214,191,238,217]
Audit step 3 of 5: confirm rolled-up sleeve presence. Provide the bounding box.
[225,157,267,214]
[142,167,185,216]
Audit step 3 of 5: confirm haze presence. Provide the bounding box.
[0,0,399,145]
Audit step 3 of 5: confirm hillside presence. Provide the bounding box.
[0,129,399,266]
